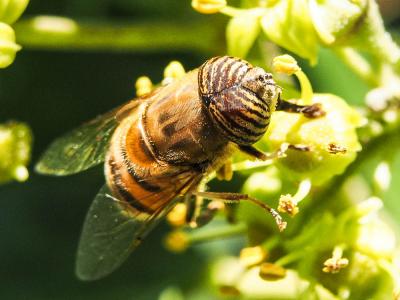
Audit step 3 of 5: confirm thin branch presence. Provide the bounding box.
[14,17,222,54]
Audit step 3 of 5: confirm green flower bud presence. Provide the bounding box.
[135,76,153,97]
[158,286,184,300]
[238,167,283,233]
[0,22,21,68]
[211,256,244,295]
[163,61,185,81]
[347,0,400,67]
[346,252,394,299]
[0,121,32,183]
[242,167,282,198]
[191,0,227,14]
[356,216,396,259]
[163,230,189,253]
[264,94,362,185]
[261,0,319,64]
[226,9,262,58]
[0,0,29,24]
[211,257,319,299]
[237,268,310,299]
[309,0,367,45]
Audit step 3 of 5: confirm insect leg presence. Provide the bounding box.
[238,143,290,161]
[277,99,325,118]
[186,195,224,228]
[215,159,233,181]
[239,141,312,162]
[191,191,287,232]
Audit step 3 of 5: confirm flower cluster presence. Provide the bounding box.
[192,0,400,68]
[156,51,400,298]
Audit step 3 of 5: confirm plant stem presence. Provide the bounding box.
[334,47,379,86]
[188,223,247,244]
[274,249,304,266]
[14,16,222,54]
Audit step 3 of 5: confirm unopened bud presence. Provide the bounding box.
[135,76,153,97]
[191,0,227,14]
[0,121,32,183]
[0,22,21,68]
[272,54,300,75]
[166,203,187,227]
[0,0,29,24]
[163,231,189,253]
[374,161,391,192]
[240,246,268,267]
[163,61,185,81]
[259,262,286,280]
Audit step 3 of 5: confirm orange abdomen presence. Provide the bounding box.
[105,71,229,215]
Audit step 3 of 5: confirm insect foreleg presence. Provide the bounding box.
[191,191,287,232]
[277,99,325,118]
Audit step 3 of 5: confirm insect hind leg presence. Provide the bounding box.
[184,194,224,228]
[191,191,287,232]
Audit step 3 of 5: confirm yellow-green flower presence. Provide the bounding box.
[263,94,362,185]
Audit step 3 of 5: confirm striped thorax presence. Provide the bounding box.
[199,56,281,145]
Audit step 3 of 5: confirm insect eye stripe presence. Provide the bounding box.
[214,101,267,134]
[210,56,231,92]
[200,56,221,95]
[236,88,270,114]
[228,62,250,86]
[210,105,256,144]
[215,58,241,92]
[210,103,261,140]
[219,88,269,120]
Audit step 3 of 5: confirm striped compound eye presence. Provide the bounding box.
[198,56,280,146]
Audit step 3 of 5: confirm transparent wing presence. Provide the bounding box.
[35,101,141,176]
[75,185,179,281]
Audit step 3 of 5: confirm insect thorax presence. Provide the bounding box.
[198,56,281,146]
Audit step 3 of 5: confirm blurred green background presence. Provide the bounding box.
[0,1,399,299]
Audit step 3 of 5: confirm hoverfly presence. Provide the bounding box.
[36,56,322,281]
